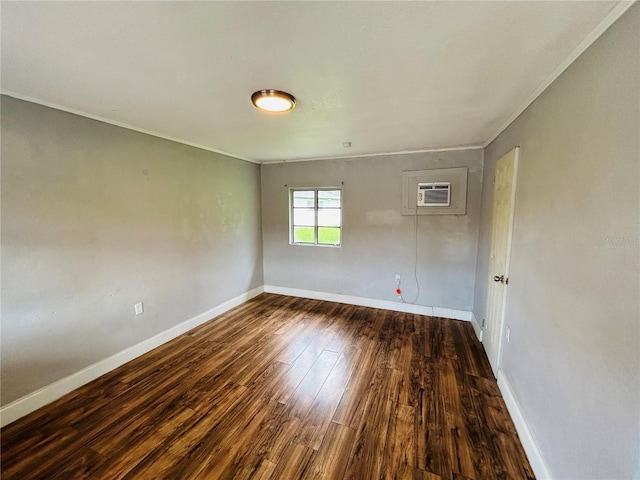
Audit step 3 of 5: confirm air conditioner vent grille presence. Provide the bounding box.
[417,182,451,207]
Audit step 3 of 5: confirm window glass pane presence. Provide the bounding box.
[318,209,341,227]
[293,208,315,226]
[318,190,341,208]
[318,227,341,245]
[290,189,342,246]
[293,190,315,208]
[293,227,315,243]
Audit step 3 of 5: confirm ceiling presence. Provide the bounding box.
[0,1,628,163]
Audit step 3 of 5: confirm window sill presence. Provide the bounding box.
[289,242,341,248]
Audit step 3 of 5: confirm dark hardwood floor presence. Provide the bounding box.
[1,294,534,479]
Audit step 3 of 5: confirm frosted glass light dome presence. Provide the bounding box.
[251,90,296,113]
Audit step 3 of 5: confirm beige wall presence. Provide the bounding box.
[261,149,483,311]
[473,5,639,478]
[1,96,263,405]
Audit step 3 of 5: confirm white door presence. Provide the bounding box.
[484,147,519,375]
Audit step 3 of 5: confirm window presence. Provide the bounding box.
[290,188,342,246]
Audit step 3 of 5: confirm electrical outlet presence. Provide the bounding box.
[505,325,511,343]
[395,274,401,285]
[134,302,144,315]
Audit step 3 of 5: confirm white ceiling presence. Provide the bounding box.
[0,1,628,163]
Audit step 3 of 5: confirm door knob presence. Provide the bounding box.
[493,275,504,283]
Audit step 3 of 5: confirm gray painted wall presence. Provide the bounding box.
[1,96,263,405]
[473,6,639,479]
[261,150,483,311]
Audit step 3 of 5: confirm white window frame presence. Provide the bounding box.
[289,187,342,247]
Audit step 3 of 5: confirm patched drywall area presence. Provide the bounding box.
[473,5,639,478]
[261,149,483,311]
[1,96,263,405]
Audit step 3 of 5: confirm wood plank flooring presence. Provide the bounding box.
[1,294,535,479]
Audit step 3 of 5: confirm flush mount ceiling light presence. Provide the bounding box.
[251,89,296,113]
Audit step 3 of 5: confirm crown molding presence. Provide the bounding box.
[260,145,484,165]
[483,0,637,149]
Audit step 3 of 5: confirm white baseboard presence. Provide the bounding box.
[497,370,552,480]
[263,285,472,321]
[433,306,471,322]
[0,286,264,427]
[1,285,472,427]
[471,312,483,341]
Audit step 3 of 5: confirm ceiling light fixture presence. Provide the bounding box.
[251,89,296,113]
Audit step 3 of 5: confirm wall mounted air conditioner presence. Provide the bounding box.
[417,182,451,207]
